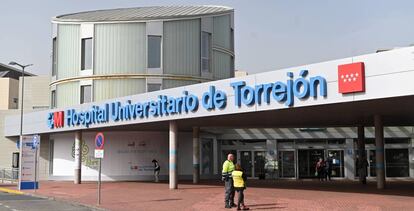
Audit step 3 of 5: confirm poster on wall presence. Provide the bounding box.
[19,135,40,190]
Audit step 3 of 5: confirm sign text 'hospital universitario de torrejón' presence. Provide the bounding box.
[47,69,330,129]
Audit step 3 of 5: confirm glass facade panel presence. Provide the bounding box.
[386,149,409,177]
[201,31,211,72]
[81,38,92,70]
[279,151,295,178]
[80,85,92,104]
[201,139,214,175]
[147,36,161,68]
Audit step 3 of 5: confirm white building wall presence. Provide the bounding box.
[50,131,192,181]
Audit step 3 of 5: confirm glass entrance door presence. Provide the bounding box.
[254,151,266,179]
[298,149,324,178]
[240,151,252,177]
[327,150,344,177]
[279,151,295,178]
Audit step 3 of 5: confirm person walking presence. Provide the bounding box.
[325,155,333,181]
[152,159,160,183]
[315,157,325,181]
[232,164,249,210]
[222,153,236,209]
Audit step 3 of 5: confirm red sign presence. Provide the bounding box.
[95,133,105,150]
[338,62,365,94]
[53,111,64,128]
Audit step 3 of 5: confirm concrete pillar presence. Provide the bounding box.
[344,138,355,179]
[357,126,366,183]
[169,121,178,189]
[213,137,218,175]
[374,115,385,189]
[74,131,82,184]
[409,138,414,178]
[193,127,200,184]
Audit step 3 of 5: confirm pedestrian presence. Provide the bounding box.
[232,164,249,210]
[325,155,333,181]
[358,155,369,184]
[315,157,325,181]
[222,153,236,209]
[152,159,160,183]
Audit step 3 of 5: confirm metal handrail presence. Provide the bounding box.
[0,167,19,183]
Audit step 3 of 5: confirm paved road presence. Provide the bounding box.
[0,192,96,211]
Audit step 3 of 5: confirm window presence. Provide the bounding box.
[51,90,56,108]
[201,31,211,72]
[81,38,92,70]
[147,83,162,92]
[52,37,57,76]
[80,85,92,104]
[147,36,162,68]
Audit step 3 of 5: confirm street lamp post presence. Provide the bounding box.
[8,62,32,140]
[9,61,33,189]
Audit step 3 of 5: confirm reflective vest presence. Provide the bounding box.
[222,160,235,176]
[232,170,245,188]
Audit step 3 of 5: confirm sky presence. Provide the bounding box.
[1,0,414,76]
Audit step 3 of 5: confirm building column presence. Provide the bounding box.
[193,127,200,184]
[357,126,366,183]
[169,121,178,189]
[409,138,414,178]
[344,138,355,180]
[74,131,82,184]
[374,115,385,189]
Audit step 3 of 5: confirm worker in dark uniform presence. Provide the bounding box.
[222,153,236,208]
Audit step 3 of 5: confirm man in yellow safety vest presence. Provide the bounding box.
[222,153,235,208]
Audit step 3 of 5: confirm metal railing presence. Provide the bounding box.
[0,168,18,184]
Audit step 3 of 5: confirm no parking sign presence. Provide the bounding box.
[94,133,105,159]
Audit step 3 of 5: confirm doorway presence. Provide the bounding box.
[239,150,266,178]
[298,149,324,178]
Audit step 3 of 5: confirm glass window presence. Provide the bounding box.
[201,31,211,72]
[51,90,56,108]
[81,38,92,70]
[80,85,92,104]
[201,139,214,175]
[147,83,161,92]
[52,37,57,76]
[386,149,409,177]
[147,36,162,68]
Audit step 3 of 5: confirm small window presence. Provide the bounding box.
[148,36,162,68]
[80,85,92,104]
[147,83,162,92]
[201,32,211,72]
[51,90,56,108]
[52,37,57,76]
[81,38,92,70]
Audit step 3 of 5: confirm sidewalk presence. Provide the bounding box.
[9,180,414,211]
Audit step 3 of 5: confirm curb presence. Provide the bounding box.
[0,187,105,211]
[0,187,24,195]
[22,192,107,211]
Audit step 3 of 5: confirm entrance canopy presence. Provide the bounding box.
[4,47,414,136]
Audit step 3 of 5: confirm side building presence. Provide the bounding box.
[0,64,49,176]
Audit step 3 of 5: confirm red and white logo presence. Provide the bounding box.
[338,62,365,94]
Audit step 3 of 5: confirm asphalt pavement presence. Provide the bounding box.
[0,192,96,211]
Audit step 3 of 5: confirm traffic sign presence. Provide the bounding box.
[95,133,105,149]
[94,149,104,159]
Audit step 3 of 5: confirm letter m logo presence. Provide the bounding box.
[53,111,64,128]
[338,62,365,94]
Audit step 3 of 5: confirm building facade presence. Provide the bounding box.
[51,6,235,108]
[3,7,414,189]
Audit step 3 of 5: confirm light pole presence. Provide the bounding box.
[8,62,33,148]
[9,61,33,189]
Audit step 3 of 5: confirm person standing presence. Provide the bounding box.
[152,159,160,183]
[222,153,236,209]
[232,164,249,210]
[358,155,369,184]
[325,155,333,181]
[315,157,325,181]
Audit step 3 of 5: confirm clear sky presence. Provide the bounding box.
[1,0,413,75]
